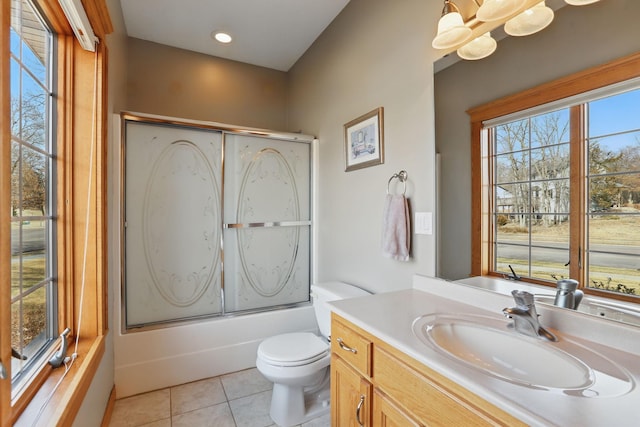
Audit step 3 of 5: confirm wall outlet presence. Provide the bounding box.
[415,212,433,235]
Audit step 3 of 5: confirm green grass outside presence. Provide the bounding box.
[11,254,46,296]
[11,255,47,350]
[498,257,640,295]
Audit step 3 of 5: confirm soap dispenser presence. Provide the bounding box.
[554,279,583,310]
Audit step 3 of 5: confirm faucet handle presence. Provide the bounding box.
[511,290,534,308]
[556,279,579,292]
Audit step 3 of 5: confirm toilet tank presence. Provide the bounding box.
[311,282,371,339]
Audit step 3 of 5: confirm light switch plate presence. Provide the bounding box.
[415,212,432,235]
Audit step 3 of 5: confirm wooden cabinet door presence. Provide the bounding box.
[332,355,372,427]
[372,389,422,427]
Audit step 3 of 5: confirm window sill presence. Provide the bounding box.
[13,335,105,427]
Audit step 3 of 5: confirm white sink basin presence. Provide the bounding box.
[412,313,634,396]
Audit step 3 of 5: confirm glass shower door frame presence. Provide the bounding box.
[121,113,315,332]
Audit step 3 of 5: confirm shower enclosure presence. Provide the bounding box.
[122,115,312,329]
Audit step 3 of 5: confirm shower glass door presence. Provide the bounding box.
[124,121,223,327]
[123,118,312,329]
[223,134,311,312]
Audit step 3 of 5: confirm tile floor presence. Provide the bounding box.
[108,368,331,427]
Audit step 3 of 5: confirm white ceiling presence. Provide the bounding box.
[120,0,351,72]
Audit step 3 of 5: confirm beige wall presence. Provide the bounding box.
[288,0,443,293]
[435,0,640,280]
[125,38,289,130]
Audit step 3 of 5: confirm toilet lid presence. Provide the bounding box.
[258,332,329,367]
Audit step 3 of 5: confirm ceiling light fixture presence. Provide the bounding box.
[504,1,554,37]
[212,31,233,44]
[457,32,497,60]
[432,1,472,50]
[432,0,602,61]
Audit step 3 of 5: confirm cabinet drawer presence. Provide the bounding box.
[374,346,520,426]
[331,315,372,377]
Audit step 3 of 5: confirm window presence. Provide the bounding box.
[492,108,571,282]
[470,53,640,302]
[586,89,640,295]
[9,0,57,393]
[2,0,112,425]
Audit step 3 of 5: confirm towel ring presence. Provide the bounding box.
[387,170,408,195]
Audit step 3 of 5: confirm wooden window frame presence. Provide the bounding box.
[468,52,640,303]
[1,1,112,426]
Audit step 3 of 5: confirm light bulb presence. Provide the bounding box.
[212,32,232,44]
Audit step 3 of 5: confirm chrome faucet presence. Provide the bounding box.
[554,279,583,310]
[503,290,557,341]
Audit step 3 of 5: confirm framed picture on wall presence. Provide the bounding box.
[344,107,384,172]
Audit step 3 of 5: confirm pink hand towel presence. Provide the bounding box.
[381,194,410,261]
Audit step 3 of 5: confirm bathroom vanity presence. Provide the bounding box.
[331,314,524,426]
[328,275,640,426]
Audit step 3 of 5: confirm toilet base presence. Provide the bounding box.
[269,373,330,426]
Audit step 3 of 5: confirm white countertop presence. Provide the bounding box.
[328,276,640,427]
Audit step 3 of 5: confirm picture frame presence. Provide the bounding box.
[344,107,384,172]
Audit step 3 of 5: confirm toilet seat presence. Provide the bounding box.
[258,332,329,367]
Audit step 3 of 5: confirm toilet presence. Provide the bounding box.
[256,281,371,426]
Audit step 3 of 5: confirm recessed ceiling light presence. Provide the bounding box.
[212,31,232,44]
